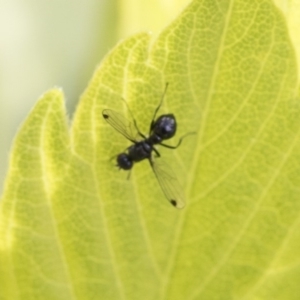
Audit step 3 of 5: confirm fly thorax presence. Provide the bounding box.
[149,134,162,145]
[142,141,152,153]
[128,141,152,162]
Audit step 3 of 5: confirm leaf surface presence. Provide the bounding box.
[1,0,300,299]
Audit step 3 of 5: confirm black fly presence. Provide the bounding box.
[102,83,192,208]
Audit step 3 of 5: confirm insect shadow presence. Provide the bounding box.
[102,83,194,208]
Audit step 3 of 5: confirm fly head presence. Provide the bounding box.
[117,153,133,170]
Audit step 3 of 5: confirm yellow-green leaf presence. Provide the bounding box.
[1,0,300,299]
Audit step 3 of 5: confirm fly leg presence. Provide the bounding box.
[160,132,196,149]
[149,83,169,135]
[121,97,146,139]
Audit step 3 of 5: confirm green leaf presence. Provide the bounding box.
[273,0,300,75]
[1,0,300,299]
[117,0,192,38]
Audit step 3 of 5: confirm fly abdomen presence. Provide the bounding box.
[151,114,177,140]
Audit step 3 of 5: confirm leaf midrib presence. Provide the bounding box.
[158,0,235,299]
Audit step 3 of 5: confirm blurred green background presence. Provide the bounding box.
[0,0,191,194]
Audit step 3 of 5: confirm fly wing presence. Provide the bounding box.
[102,109,139,142]
[149,158,185,209]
